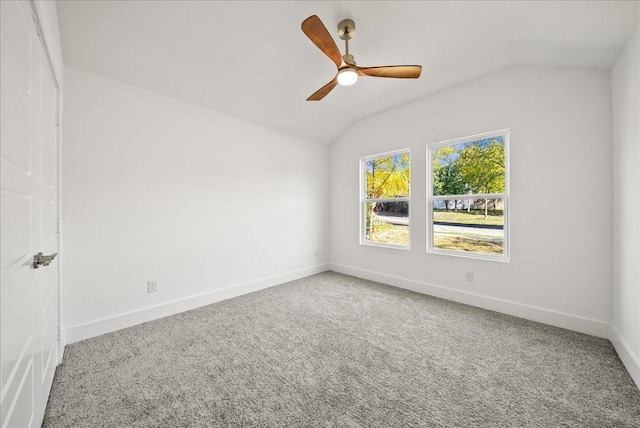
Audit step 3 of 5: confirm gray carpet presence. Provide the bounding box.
[44,272,640,427]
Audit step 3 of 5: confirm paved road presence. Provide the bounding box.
[433,221,503,230]
[434,224,503,238]
[377,215,503,239]
[377,215,409,226]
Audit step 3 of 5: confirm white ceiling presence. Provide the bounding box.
[57,1,639,145]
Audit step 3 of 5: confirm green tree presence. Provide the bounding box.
[432,147,467,210]
[456,138,505,218]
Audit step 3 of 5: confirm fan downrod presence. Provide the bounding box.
[337,19,356,65]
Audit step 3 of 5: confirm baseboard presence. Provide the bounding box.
[328,263,610,339]
[609,325,640,389]
[65,263,330,344]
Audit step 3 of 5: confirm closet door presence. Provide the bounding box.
[1,1,59,426]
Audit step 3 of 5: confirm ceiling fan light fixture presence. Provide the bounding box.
[337,67,358,86]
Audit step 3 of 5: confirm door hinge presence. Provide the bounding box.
[56,219,61,233]
[57,326,61,340]
[55,113,61,126]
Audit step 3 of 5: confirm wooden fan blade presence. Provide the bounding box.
[356,65,422,79]
[301,15,343,69]
[307,77,339,101]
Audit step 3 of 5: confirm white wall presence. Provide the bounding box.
[62,66,329,342]
[612,26,640,386]
[330,66,613,337]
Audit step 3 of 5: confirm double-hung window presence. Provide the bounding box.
[361,149,411,248]
[427,130,509,261]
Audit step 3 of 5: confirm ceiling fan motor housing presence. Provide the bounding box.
[342,54,356,66]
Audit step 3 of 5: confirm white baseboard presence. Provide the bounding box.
[609,325,640,389]
[328,263,610,339]
[64,263,329,345]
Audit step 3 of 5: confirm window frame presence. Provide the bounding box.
[360,148,411,250]
[427,129,510,262]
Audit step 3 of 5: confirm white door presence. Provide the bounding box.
[1,1,59,427]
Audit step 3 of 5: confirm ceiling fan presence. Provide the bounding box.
[301,15,422,101]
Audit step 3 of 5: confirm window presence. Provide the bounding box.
[428,130,509,261]
[361,149,410,248]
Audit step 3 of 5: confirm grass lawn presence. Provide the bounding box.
[434,234,503,255]
[367,223,409,246]
[433,209,503,226]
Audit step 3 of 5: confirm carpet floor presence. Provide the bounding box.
[44,272,640,427]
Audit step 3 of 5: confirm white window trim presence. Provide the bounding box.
[427,129,510,262]
[360,148,411,250]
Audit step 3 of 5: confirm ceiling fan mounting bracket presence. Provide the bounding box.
[337,19,355,41]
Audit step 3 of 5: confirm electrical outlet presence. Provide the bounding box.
[465,271,474,282]
[147,280,158,293]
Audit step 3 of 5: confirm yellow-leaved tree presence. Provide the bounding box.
[365,153,410,240]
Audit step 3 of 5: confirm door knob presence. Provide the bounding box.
[33,252,57,269]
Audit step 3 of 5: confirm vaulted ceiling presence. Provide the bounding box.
[57,1,639,145]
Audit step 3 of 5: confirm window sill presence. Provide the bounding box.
[361,241,411,251]
[427,247,510,262]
